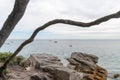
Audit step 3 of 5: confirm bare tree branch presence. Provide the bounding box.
[0,8,120,79]
[0,0,29,48]
[2,10,120,68]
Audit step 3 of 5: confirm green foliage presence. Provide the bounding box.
[0,52,25,65]
[0,52,12,62]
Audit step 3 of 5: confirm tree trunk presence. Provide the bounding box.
[0,0,29,48]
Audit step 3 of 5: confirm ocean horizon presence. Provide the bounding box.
[0,39,120,75]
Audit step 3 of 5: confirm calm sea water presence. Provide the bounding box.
[0,39,120,75]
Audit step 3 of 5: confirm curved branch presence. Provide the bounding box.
[0,0,29,48]
[0,10,119,78]
[2,10,120,67]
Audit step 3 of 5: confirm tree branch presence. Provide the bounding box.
[0,0,29,48]
[3,10,120,68]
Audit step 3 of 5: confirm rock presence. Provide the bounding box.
[7,73,17,79]
[113,73,120,78]
[31,75,42,80]
[67,52,108,80]
[28,54,63,70]
[68,52,98,64]
[107,78,113,80]
[30,73,53,80]
[29,54,84,80]
[28,53,108,80]
[82,65,107,80]
[42,64,84,80]
[67,52,98,73]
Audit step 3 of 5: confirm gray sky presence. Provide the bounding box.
[0,0,120,39]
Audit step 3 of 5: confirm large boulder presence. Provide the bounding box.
[28,54,63,69]
[28,54,84,80]
[67,52,98,73]
[67,52,108,80]
[41,64,84,80]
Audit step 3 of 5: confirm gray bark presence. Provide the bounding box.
[0,0,29,48]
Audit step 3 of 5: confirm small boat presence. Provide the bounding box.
[69,45,72,47]
[54,41,57,43]
[10,41,13,43]
[5,43,10,45]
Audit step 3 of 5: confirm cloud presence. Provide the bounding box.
[57,0,120,19]
[0,0,120,39]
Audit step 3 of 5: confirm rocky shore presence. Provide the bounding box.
[7,52,109,80]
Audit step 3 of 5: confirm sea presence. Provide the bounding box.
[0,39,120,79]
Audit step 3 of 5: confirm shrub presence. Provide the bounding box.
[0,52,25,65]
[0,52,12,63]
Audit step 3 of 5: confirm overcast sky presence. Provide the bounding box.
[0,0,120,39]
